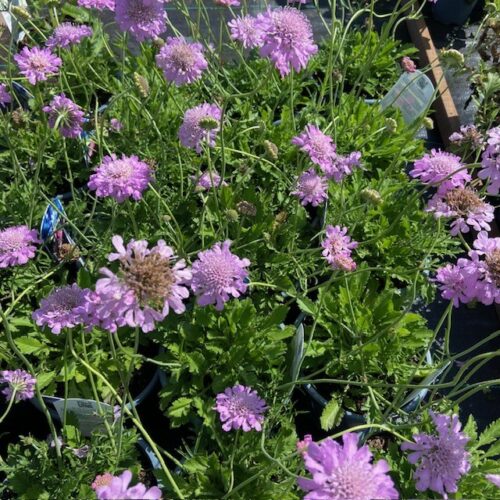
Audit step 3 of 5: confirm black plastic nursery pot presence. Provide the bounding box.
[431,0,480,26]
[291,312,450,437]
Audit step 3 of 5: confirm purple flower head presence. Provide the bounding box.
[78,0,115,10]
[434,260,478,307]
[401,412,470,498]
[292,124,336,172]
[409,149,470,195]
[46,23,93,50]
[215,384,267,432]
[324,151,362,182]
[0,84,12,106]
[255,7,318,77]
[449,124,483,147]
[321,225,358,272]
[0,369,36,401]
[115,0,167,42]
[92,474,114,491]
[0,225,40,268]
[88,154,153,203]
[298,433,399,499]
[291,168,328,206]
[156,37,207,86]
[426,187,494,236]
[190,240,250,311]
[194,170,227,191]
[178,103,222,154]
[94,470,162,499]
[401,56,417,73]
[32,284,93,334]
[467,231,500,305]
[478,127,500,195]
[228,15,264,49]
[43,94,85,138]
[486,474,500,488]
[14,46,62,85]
[110,118,123,132]
[87,236,191,333]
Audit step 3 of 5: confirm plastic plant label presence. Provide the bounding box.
[53,398,114,437]
[380,70,435,124]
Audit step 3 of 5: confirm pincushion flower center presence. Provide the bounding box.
[0,230,25,251]
[171,45,196,71]
[108,160,134,180]
[444,188,482,215]
[204,257,233,288]
[29,54,48,70]
[122,252,174,305]
[485,249,500,286]
[326,462,374,498]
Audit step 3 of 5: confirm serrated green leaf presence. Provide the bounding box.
[167,397,192,422]
[320,396,344,432]
[15,336,47,354]
[297,297,317,317]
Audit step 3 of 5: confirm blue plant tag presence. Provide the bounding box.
[40,197,65,240]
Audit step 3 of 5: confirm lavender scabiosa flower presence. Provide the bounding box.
[401,56,417,73]
[324,151,362,182]
[14,46,62,85]
[110,118,123,132]
[467,231,500,305]
[291,168,328,206]
[114,0,167,42]
[88,154,153,203]
[194,170,227,191]
[178,103,222,154]
[449,124,483,147]
[434,260,477,307]
[401,412,470,498]
[426,187,494,236]
[32,284,93,334]
[486,475,500,488]
[190,240,250,310]
[409,149,470,195]
[478,127,500,195]
[255,7,318,77]
[215,385,267,432]
[43,94,85,138]
[94,470,162,499]
[0,84,12,106]
[45,23,93,50]
[298,433,399,499]
[228,15,264,49]
[292,124,336,172]
[78,0,115,10]
[0,225,40,268]
[88,236,191,333]
[156,37,207,86]
[0,370,36,401]
[321,225,358,272]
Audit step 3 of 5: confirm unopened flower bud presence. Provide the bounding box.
[360,188,383,205]
[263,140,279,160]
[384,118,397,134]
[274,211,288,224]
[332,69,343,82]
[133,73,150,98]
[152,37,165,48]
[11,107,27,127]
[236,200,257,217]
[423,117,434,130]
[11,5,31,19]
[225,209,239,222]
[440,49,464,67]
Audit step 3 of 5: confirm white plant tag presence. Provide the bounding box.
[53,398,114,437]
[380,70,435,124]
